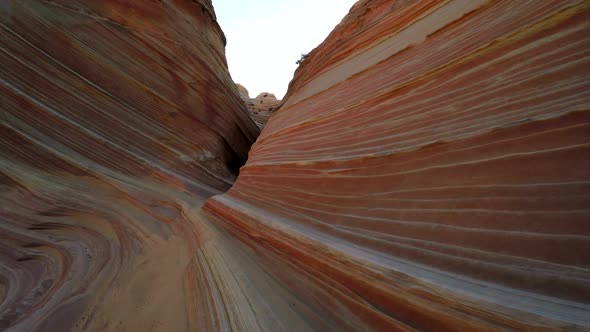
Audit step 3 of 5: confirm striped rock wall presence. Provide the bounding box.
[204,0,590,330]
[0,1,258,330]
[1,0,589,330]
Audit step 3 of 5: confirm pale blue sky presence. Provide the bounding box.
[213,0,358,99]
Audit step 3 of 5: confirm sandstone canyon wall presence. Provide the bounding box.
[205,0,590,330]
[0,1,260,330]
[1,0,589,331]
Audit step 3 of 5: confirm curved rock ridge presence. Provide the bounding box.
[235,83,282,128]
[0,1,259,330]
[205,0,590,330]
[2,0,590,331]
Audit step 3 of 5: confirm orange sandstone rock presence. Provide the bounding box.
[205,0,590,330]
[236,83,281,128]
[0,1,258,330]
[1,0,589,331]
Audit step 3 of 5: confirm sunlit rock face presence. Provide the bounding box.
[205,0,590,330]
[236,83,281,128]
[0,0,259,330]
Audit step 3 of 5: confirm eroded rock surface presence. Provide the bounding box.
[236,83,281,128]
[1,0,590,331]
[0,1,259,330]
[205,0,590,330]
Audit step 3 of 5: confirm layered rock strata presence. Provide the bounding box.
[1,0,590,331]
[0,1,259,330]
[205,0,590,330]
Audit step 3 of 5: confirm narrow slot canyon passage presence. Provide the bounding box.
[1,1,589,331]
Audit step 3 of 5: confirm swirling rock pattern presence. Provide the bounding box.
[2,0,590,331]
[0,0,259,330]
[205,0,590,330]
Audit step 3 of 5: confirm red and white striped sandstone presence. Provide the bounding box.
[0,1,259,330]
[205,0,590,330]
[1,0,589,331]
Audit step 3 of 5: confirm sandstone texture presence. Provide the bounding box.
[205,0,590,330]
[236,83,281,128]
[1,0,590,331]
[0,1,259,331]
